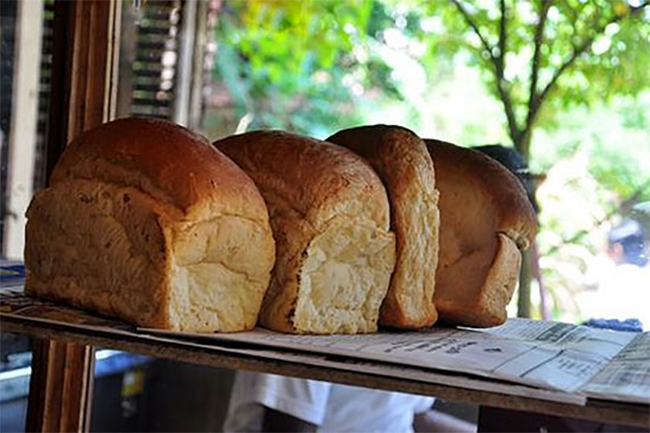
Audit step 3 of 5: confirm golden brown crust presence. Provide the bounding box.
[425,139,536,248]
[215,130,391,230]
[327,125,440,329]
[26,118,276,331]
[425,139,536,328]
[25,181,173,328]
[214,131,395,334]
[51,117,268,224]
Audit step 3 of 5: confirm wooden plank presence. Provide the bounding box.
[33,1,122,431]
[188,0,208,129]
[104,0,121,124]
[26,340,95,433]
[136,41,168,51]
[115,0,137,118]
[45,0,121,180]
[44,0,73,181]
[131,83,167,92]
[136,33,173,44]
[2,317,648,428]
[134,55,168,65]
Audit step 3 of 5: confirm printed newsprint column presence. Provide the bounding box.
[471,319,638,392]
[582,332,650,404]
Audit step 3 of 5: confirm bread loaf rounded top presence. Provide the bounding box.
[328,125,437,196]
[425,139,537,249]
[51,118,269,224]
[214,130,391,231]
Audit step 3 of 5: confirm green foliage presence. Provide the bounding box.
[209,0,649,173]
[212,1,650,142]
[589,142,650,203]
[210,0,649,200]
[212,0,379,135]
[547,3,650,106]
[422,1,650,145]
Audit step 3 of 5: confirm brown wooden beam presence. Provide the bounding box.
[45,0,121,183]
[44,0,73,183]
[26,340,96,433]
[5,316,646,429]
[31,0,121,431]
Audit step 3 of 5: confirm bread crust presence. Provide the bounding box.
[215,131,396,334]
[426,140,536,249]
[51,117,268,225]
[328,125,440,328]
[425,139,536,327]
[25,180,174,327]
[26,118,275,331]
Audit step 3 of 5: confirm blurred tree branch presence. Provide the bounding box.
[445,0,650,317]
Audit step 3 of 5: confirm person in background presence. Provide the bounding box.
[223,371,475,432]
[606,219,648,267]
[582,219,650,331]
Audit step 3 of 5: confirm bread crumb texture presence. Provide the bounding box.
[328,125,440,329]
[215,131,396,334]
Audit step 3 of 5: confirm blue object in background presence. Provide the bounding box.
[582,318,643,332]
[94,351,152,377]
[0,263,25,287]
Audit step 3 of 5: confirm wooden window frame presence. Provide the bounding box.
[27,1,121,431]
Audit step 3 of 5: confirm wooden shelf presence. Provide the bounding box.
[1,313,648,428]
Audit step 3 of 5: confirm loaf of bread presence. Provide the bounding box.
[25,118,276,332]
[327,125,440,329]
[425,139,536,327]
[214,131,396,334]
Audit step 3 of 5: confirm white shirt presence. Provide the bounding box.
[223,372,434,433]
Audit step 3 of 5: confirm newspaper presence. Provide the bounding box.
[0,287,589,406]
[0,286,136,334]
[139,330,588,405]
[0,285,583,404]
[147,318,641,398]
[1,262,648,405]
[582,332,650,404]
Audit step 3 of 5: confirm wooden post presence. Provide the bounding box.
[115,3,138,118]
[45,0,121,180]
[26,341,96,433]
[517,249,533,318]
[27,1,121,432]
